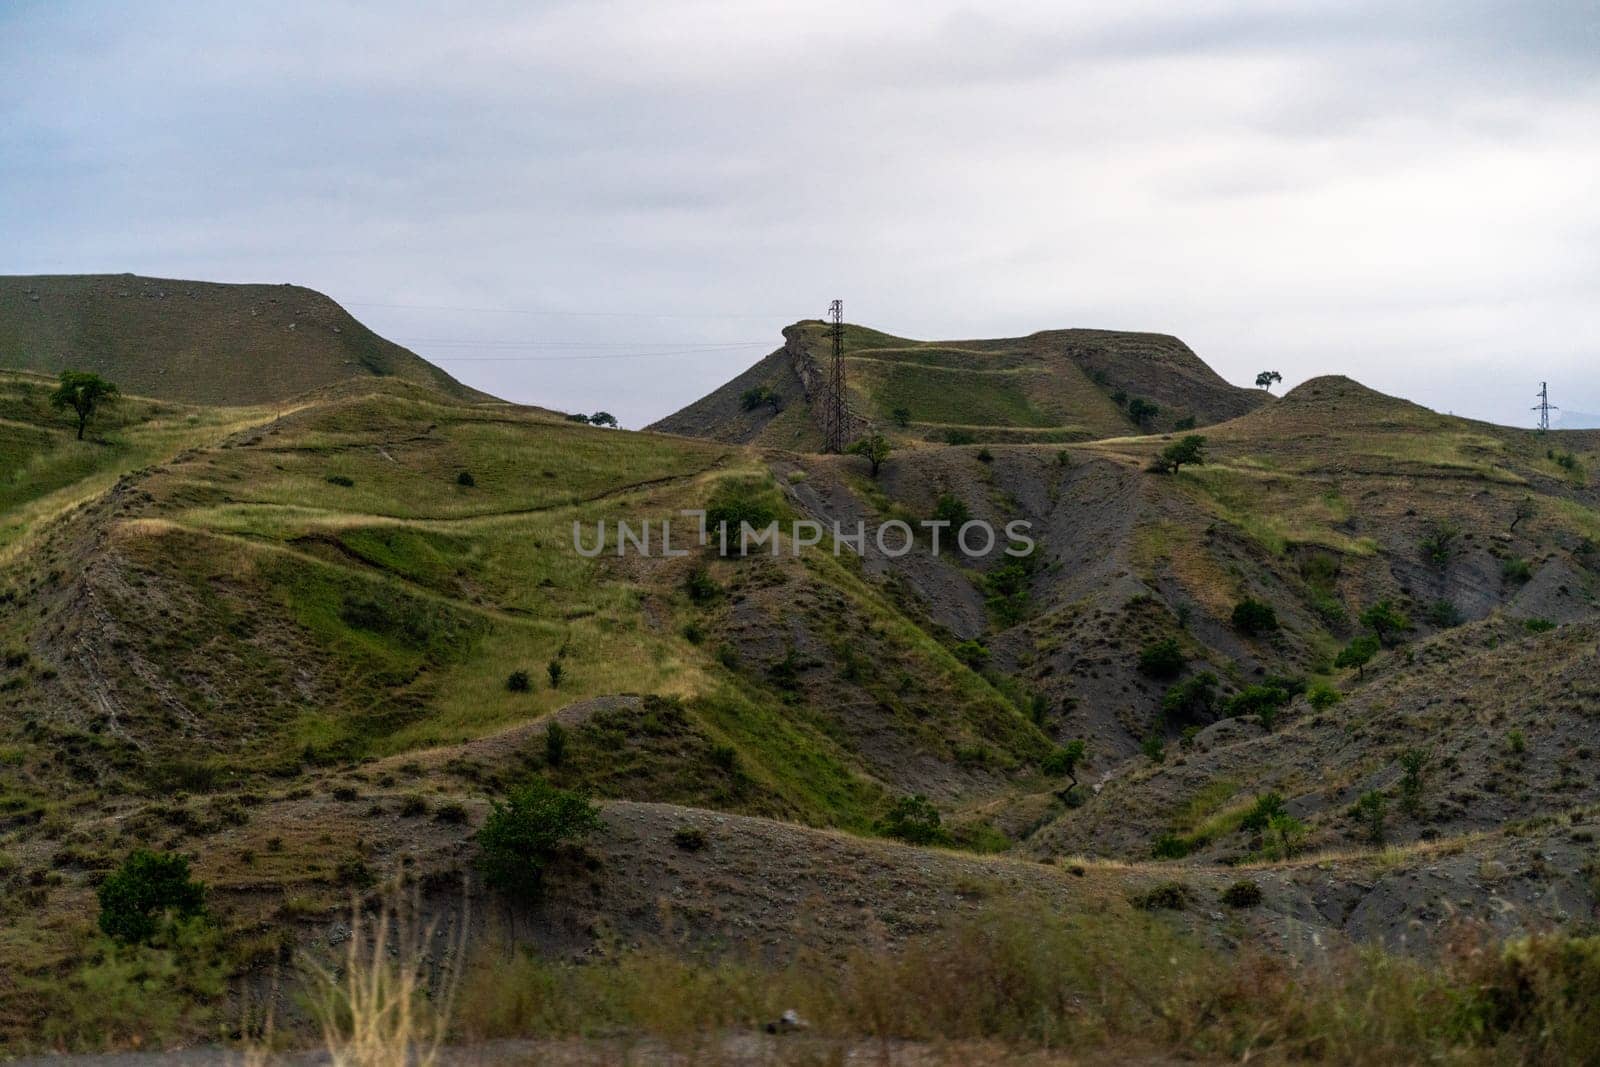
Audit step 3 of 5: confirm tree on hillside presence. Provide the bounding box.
[50,370,119,441]
[566,412,591,424]
[846,432,891,477]
[1154,434,1207,474]
[1044,738,1088,796]
[1255,370,1283,393]
[1510,497,1537,533]
[476,779,601,906]
[1127,397,1159,428]
[589,411,618,428]
[97,849,207,945]
[1335,634,1379,679]
[1359,601,1410,647]
[891,406,912,428]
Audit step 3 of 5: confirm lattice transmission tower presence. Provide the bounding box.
[825,299,847,452]
[1533,382,1558,431]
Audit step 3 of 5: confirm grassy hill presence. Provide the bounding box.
[0,274,493,406]
[650,320,1268,446]
[3,330,1600,1057]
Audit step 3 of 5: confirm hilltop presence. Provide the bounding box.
[651,321,1267,446]
[0,274,492,406]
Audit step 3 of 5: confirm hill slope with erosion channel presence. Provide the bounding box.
[2,345,1600,1056]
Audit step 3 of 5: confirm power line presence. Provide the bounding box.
[427,344,770,363]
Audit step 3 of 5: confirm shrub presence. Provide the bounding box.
[1132,881,1188,911]
[975,447,995,464]
[544,722,568,767]
[684,565,721,604]
[944,428,975,445]
[1508,730,1527,755]
[1231,598,1279,636]
[1419,522,1461,570]
[1221,880,1263,908]
[1399,748,1429,817]
[1425,600,1464,628]
[506,670,531,693]
[547,659,563,689]
[672,826,708,851]
[1359,602,1410,647]
[1140,734,1166,763]
[1354,790,1387,845]
[433,802,469,824]
[1307,682,1341,710]
[456,470,476,487]
[1226,684,1291,722]
[952,639,990,669]
[740,385,780,412]
[878,795,949,845]
[398,795,429,818]
[1162,672,1219,724]
[891,406,912,427]
[1525,617,1556,633]
[1152,834,1191,860]
[1127,397,1159,428]
[97,850,208,945]
[1138,638,1185,680]
[1503,557,1533,584]
[1240,792,1287,833]
[476,780,601,905]
[709,744,738,773]
[705,477,781,550]
[1336,634,1380,677]
[932,492,970,528]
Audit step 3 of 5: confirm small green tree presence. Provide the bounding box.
[589,411,618,428]
[1155,434,1207,474]
[97,849,207,945]
[544,721,568,767]
[1419,521,1461,570]
[1335,634,1379,678]
[1359,601,1410,647]
[1127,397,1159,428]
[50,370,120,441]
[1043,739,1087,791]
[932,492,970,528]
[1255,370,1283,393]
[1162,672,1219,724]
[877,795,949,845]
[891,406,912,427]
[1307,682,1341,710]
[476,779,602,905]
[1398,748,1429,818]
[1510,497,1536,533]
[1265,812,1306,860]
[846,433,891,477]
[1354,790,1387,846]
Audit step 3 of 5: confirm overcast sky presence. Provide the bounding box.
[5,1,1598,428]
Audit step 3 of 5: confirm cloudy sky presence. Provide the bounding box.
[5,1,1598,428]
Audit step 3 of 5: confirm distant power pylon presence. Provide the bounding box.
[1533,381,1558,431]
[825,299,847,452]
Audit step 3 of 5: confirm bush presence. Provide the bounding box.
[1231,598,1279,636]
[944,429,975,445]
[1425,599,1464,628]
[456,470,476,487]
[672,825,707,851]
[1152,833,1191,860]
[476,780,602,905]
[1240,792,1287,833]
[878,795,949,845]
[684,565,721,604]
[1525,617,1556,633]
[1419,522,1461,570]
[952,639,990,669]
[1140,734,1166,763]
[1162,672,1219,724]
[1503,557,1533,584]
[932,492,970,528]
[891,406,912,427]
[325,474,355,487]
[1138,638,1185,680]
[97,850,208,945]
[976,447,994,463]
[1221,880,1263,908]
[1307,682,1341,710]
[544,721,568,767]
[547,659,563,689]
[1132,881,1188,911]
[705,477,781,550]
[1359,602,1410,647]
[506,670,531,693]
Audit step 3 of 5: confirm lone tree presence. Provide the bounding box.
[589,411,618,428]
[1044,738,1088,796]
[1155,434,1207,474]
[1335,634,1379,679]
[891,406,912,427]
[846,432,891,477]
[1511,497,1537,533]
[1127,397,1160,429]
[50,370,119,441]
[1255,370,1283,393]
[476,779,602,906]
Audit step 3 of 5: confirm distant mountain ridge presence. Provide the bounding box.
[650,320,1266,447]
[0,273,494,406]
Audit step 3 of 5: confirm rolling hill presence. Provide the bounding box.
[3,300,1600,1058]
[0,274,492,406]
[650,320,1268,446]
